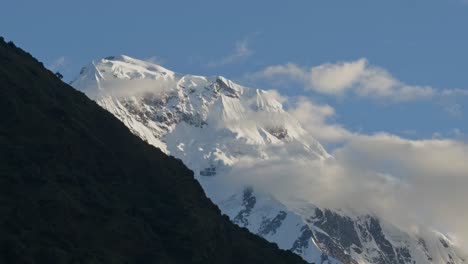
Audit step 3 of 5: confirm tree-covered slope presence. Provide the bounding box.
[0,38,306,264]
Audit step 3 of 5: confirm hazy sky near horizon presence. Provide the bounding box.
[1,0,468,140]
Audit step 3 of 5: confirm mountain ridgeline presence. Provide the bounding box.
[69,54,465,264]
[0,38,307,263]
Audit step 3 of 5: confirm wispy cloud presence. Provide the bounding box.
[441,88,468,97]
[48,56,66,71]
[206,39,253,67]
[444,103,463,117]
[146,56,165,65]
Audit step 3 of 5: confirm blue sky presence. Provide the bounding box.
[1,0,467,140]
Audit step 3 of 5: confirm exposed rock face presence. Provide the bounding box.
[233,188,257,226]
[258,211,288,237]
[291,225,314,254]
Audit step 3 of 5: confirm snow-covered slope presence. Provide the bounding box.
[71,55,465,264]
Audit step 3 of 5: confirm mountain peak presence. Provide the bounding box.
[71,58,330,160]
[71,54,176,96]
[98,54,173,74]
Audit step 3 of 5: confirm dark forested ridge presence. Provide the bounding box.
[0,38,307,264]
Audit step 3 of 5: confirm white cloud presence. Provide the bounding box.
[253,59,438,101]
[207,39,253,67]
[48,56,66,71]
[310,59,367,94]
[355,65,434,100]
[289,97,354,143]
[258,63,306,83]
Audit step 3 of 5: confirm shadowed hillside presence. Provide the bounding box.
[0,37,307,264]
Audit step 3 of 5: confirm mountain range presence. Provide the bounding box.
[71,54,466,264]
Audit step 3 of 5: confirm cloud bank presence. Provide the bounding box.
[220,96,468,253]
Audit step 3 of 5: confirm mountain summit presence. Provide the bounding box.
[71,55,330,159]
[72,55,466,264]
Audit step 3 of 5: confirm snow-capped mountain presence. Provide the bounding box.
[71,55,465,264]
